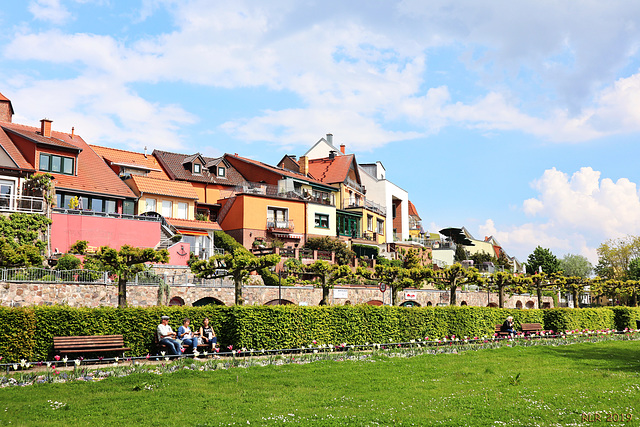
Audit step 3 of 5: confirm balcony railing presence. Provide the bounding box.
[345,177,366,194]
[342,197,386,216]
[234,182,335,206]
[0,194,46,214]
[267,219,294,232]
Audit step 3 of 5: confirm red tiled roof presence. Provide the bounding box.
[153,149,246,186]
[225,153,333,189]
[167,218,222,231]
[90,145,169,180]
[0,127,34,170]
[1,121,135,199]
[126,175,199,199]
[408,200,421,220]
[307,154,356,184]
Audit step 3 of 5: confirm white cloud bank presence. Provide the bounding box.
[4,1,640,150]
[477,167,640,264]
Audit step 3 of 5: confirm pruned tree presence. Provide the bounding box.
[432,263,480,306]
[84,244,169,307]
[479,271,520,308]
[306,260,353,305]
[190,248,280,305]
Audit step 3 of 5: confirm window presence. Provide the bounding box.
[145,198,157,213]
[177,202,188,219]
[162,200,173,217]
[217,166,226,177]
[0,180,14,210]
[367,215,373,231]
[39,153,74,175]
[315,213,329,228]
[91,198,103,213]
[267,207,288,229]
[377,219,384,235]
[123,200,135,215]
[105,200,117,214]
[193,163,201,174]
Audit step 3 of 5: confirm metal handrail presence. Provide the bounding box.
[0,194,46,214]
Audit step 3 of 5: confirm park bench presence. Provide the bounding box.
[494,325,511,337]
[53,334,131,358]
[520,323,543,334]
[154,334,214,355]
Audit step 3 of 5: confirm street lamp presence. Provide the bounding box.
[272,263,288,305]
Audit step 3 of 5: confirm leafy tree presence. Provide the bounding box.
[190,248,280,305]
[54,254,81,270]
[595,236,640,280]
[432,264,480,306]
[521,272,562,308]
[560,276,590,308]
[68,240,88,255]
[402,248,422,269]
[454,244,467,262]
[495,250,513,271]
[558,254,593,278]
[306,260,352,305]
[478,271,521,308]
[84,245,169,307]
[304,236,355,265]
[358,264,432,306]
[0,238,43,268]
[525,246,560,275]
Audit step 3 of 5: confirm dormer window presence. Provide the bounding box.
[40,153,74,175]
[193,163,201,174]
[217,166,226,177]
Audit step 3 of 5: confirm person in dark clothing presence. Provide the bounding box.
[501,316,517,335]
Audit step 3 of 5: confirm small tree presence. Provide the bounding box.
[433,264,480,306]
[54,254,81,270]
[84,245,169,307]
[479,271,519,308]
[306,260,352,305]
[0,238,43,268]
[305,236,355,265]
[526,246,560,275]
[190,248,280,305]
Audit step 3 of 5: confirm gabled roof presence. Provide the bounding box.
[2,123,81,152]
[90,145,169,180]
[407,200,421,220]
[303,136,342,159]
[182,153,204,165]
[0,128,34,170]
[153,149,246,186]
[307,154,361,185]
[224,153,333,190]
[1,121,135,199]
[125,175,199,199]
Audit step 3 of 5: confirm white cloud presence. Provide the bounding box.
[28,0,72,25]
[474,167,640,265]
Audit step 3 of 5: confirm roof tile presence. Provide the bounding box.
[126,175,199,199]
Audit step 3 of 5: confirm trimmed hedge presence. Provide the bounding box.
[0,305,637,363]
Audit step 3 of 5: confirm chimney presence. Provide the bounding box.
[329,150,336,159]
[340,144,345,154]
[70,127,74,139]
[326,133,333,145]
[40,119,52,137]
[299,155,309,176]
[144,146,148,158]
[0,92,14,123]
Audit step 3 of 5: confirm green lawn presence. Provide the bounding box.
[1,340,639,426]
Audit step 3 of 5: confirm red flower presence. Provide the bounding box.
[54,355,60,361]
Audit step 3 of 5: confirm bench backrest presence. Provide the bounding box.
[53,335,125,351]
[520,323,543,331]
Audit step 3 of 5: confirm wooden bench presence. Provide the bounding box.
[495,325,511,337]
[521,323,543,334]
[53,335,131,358]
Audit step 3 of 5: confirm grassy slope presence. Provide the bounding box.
[1,340,639,426]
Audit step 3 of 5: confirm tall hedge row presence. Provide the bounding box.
[0,305,638,363]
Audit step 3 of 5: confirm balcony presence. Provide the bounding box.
[345,177,366,194]
[342,197,386,216]
[267,219,294,232]
[0,194,46,214]
[234,182,334,206]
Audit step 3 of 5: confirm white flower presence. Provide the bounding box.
[193,350,200,357]
[161,351,166,356]
[74,359,81,366]
[114,357,119,363]
[46,362,51,368]
[62,356,68,363]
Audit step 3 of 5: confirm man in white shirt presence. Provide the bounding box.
[157,315,182,356]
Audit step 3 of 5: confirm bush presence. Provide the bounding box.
[54,254,81,270]
[0,306,631,363]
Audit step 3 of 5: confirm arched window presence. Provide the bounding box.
[460,301,468,306]
[516,301,523,309]
[366,300,384,306]
[193,297,225,306]
[401,301,421,307]
[426,301,433,306]
[526,301,535,309]
[169,296,185,306]
[264,299,294,306]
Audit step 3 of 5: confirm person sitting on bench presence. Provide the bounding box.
[199,317,218,351]
[501,316,517,336]
[157,315,182,356]
[177,317,199,354]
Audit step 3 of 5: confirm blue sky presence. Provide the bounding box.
[2,0,640,266]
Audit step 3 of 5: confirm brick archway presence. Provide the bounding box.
[367,300,383,306]
[264,299,294,305]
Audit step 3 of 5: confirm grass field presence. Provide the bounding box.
[1,340,639,426]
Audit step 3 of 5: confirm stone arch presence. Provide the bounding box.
[526,300,535,309]
[264,299,294,306]
[487,302,498,308]
[344,300,352,305]
[366,300,384,306]
[169,296,185,306]
[400,301,421,307]
[460,301,468,306]
[516,301,523,309]
[193,297,225,306]
[426,301,433,306]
